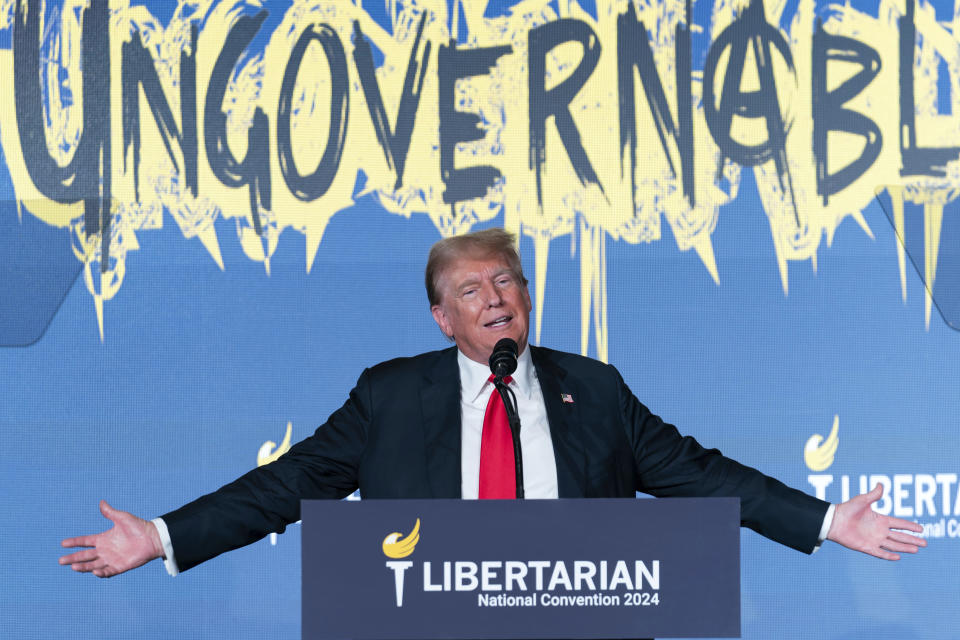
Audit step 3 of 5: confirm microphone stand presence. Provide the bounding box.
[493,377,523,499]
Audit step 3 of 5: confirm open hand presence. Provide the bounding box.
[59,500,164,578]
[827,484,927,560]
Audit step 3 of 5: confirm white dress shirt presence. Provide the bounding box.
[458,346,558,500]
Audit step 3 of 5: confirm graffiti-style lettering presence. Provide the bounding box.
[617,0,694,209]
[811,20,882,205]
[204,10,271,234]
[277,24,349,202]
[438,40,512,206]
[703,0,797,222]
[122,26,199,202]
[14,0,80,204]
[5,0,960,338]
[898,0,960,176]
[353,13,431,191]
[14,0,112,268]
[529,19,605,211]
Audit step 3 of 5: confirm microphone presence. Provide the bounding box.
[488,338,518,380]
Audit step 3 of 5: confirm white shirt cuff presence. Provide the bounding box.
[812,503,836,553]
[151,517,180,576]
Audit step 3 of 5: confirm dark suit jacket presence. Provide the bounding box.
[164,346,829,572]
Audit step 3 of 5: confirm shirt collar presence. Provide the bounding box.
[458,345,536,404]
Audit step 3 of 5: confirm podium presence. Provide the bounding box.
[302,498,740,639]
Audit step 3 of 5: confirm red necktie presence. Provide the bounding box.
[479,375,516,499]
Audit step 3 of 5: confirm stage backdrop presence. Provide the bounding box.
[1,0,958,637]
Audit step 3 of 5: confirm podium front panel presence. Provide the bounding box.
[302,498,739,639]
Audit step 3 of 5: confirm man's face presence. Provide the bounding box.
[431,254,532,364]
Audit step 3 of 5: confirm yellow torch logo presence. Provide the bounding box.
[382,519,421,607]
[804,415,840,472]
[382,519,420,559]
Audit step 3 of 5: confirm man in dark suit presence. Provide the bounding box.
[60,228,925,577]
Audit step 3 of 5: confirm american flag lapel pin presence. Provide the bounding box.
[561,393,574,404]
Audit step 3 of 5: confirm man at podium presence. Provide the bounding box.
[60,228,925,577]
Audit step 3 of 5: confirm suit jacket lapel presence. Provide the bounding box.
[531,347,587,498]
[420,348,462,498]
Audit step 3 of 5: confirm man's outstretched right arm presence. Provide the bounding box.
[61,368,371,576]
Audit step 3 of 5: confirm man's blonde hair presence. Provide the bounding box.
[425,228,528,306]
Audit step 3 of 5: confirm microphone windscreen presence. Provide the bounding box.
[489,338,519,378]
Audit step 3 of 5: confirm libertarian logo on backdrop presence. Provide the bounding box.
[380,519,660,609]
[805,415,960,540]
[253,422,359,546]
